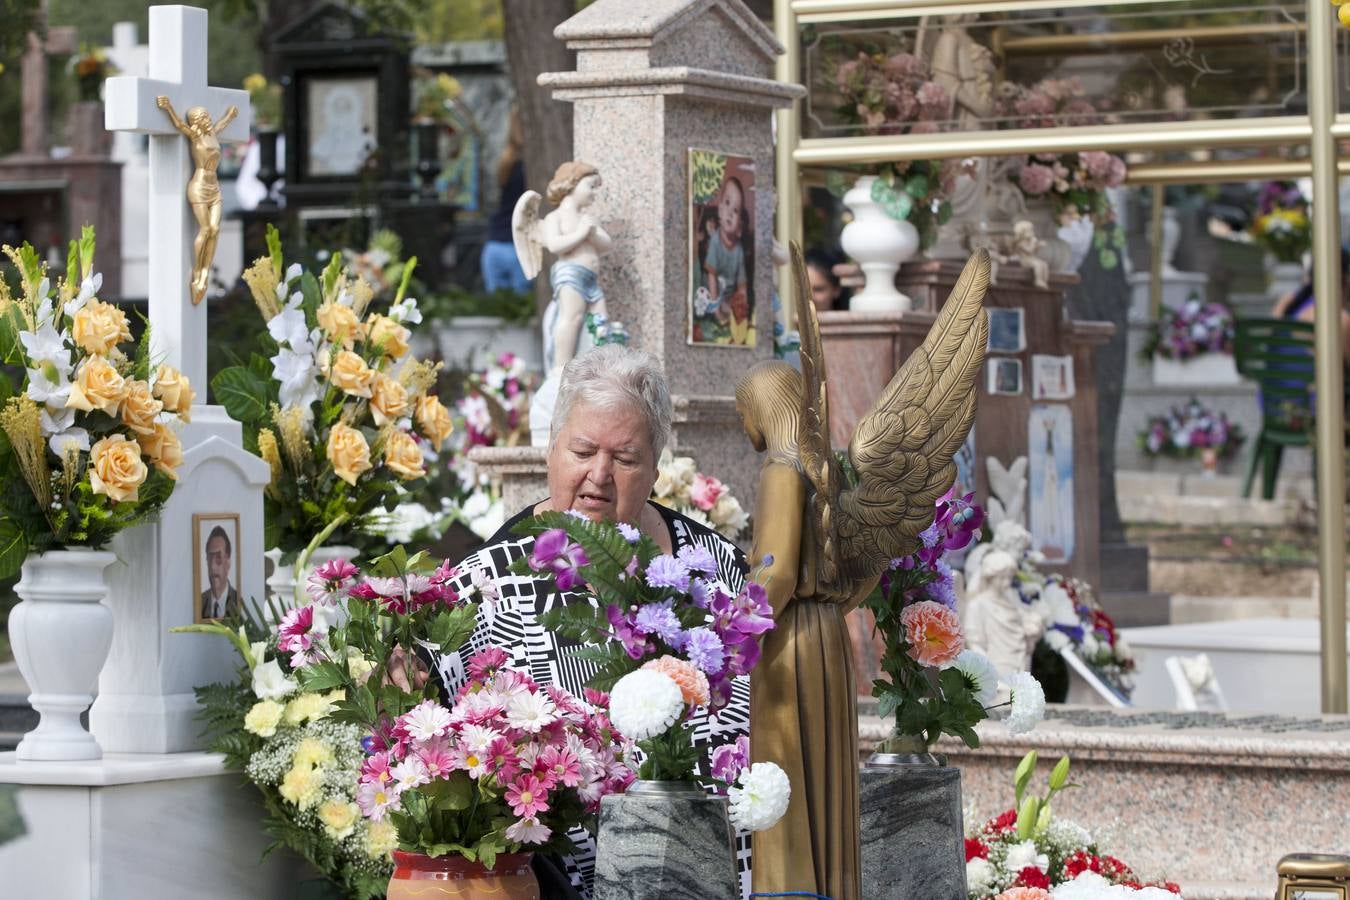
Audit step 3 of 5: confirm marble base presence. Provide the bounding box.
[1127,270,1209,324]
[859,762,966,900]
[593,789,739,900]
[0,751,305,898]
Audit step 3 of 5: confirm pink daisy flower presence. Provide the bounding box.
[486,736,522,783]
[505,774,550,819]
[505,816,551,845]
[539,746,583,788]
[356,779,401,821]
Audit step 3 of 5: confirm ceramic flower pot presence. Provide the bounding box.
[593,781,740,900]
[387,850,539,899]
[860,735,967,900]
[10,549,117,761]
[841,175,920,312]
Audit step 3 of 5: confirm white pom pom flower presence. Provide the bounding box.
[946,649,1000,707]
[727,761,791,832]
[609,669,684,741]
[1005,670,1046,735]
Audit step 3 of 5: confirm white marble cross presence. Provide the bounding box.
[104,5,250,392]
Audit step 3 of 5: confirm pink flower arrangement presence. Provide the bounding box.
[688,473,727,512]
[900,600,964,667]
[833,50,950,135]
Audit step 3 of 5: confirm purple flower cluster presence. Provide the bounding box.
[1148,297,1235,361]
[882,489,985,611]
[1258,180,1305,216]
[529,528,590,592]
[1140,398,1245,460]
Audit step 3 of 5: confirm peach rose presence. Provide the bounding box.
[66,354,127,416]
[326,422,372,486]
[317,300,362,348]
[642,655,710,707]
[327,350,374,398]
[88,433,148,503]
[901,600,964,668]
[152,364,195,421]
[71,298,132,356]
[415,394,453,451]
[993,890,1052,900]
[369,374,409,427]
[365,314,410,360]
[383,429,425,480]
[120,379,163,435]
[137,421,183,479]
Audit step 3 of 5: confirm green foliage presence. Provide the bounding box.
[636,726,699,782]
[212,366,274,426]
[418,285,535,325]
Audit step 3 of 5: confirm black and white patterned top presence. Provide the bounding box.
[433,501,753,899]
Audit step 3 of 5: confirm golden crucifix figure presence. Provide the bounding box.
[734,246,989,900]
[156,95,238,305]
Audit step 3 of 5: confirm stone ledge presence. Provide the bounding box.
[0,750,231,787]
[540,66,804,107]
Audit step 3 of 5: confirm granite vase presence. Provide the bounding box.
[593,781,739,900]
[386,850,539,899]
[860,742,967,900]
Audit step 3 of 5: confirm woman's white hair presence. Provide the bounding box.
[550,345,672,456]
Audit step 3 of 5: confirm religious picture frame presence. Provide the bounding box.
[303,75,379,178]
[687,148,757,348]
[986,307,1026,353]
[1028,403,1075,564]
[1031,354,1076,400]
[987,358,1023,396]
[193,513,243,624]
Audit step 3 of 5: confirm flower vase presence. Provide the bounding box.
[859,733,967,900]
[593,781,740,900]
[415,120,443,200]
[387,850,540,900]
[1022,196,1075,275]
[9,549,117,761]
[841,176,920,312]
[70,100,111,158]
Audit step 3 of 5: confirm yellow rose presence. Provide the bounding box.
[317,300,362,348]
[383,429,425,480]
[369,373,409,427]
[136,421,183,479]
[327,350,374,398]
[71,297,132,356]
[279,762,322,810]
[120,379,163,435]
[415,394,453,452]
[365,314,410,360]
[364,819,399,858]
[326,422,372,486]
[66,355,126,416]
[88,434,148,503]
[152,364,195,421]
[243,700,284,738]
[319,800,360,840]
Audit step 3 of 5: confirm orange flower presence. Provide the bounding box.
[901,600,963,668]
[642,655,710,707]
[994,890,1051,900]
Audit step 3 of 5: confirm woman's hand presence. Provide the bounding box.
[384,645,431,692]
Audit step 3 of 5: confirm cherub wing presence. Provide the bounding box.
[837,249,991,581]
[511,190,544,280]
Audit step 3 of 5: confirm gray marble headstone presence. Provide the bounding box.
[860,763,967,900]
[593,787,739,900]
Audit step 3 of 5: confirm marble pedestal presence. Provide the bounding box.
[593,788,739,900]
[859,762,966,900]
[0,751,305,898]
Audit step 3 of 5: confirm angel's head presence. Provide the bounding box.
[547,161,600,206]
[735,361,801,459]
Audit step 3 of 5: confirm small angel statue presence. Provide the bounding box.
[512,161,622,445]
[962,549,1046,684]
[1001,220,1051,289]
[734,245,989,899]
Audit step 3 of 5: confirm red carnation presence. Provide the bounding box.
[1017,867,1051,890]
[987,809,1018,833]
[965,838,989,862]
[1101,855,1135,882]
[1063,850,1102,879]
[1164,882,1182,894]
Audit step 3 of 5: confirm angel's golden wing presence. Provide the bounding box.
[837,249,991,580]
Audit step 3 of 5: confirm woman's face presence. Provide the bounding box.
[807,264,839,312]
[547,399,657,525]
[718,181,743,238]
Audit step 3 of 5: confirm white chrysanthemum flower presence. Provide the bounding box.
[1006,838,1049,873]
[401,700,453,741]
[390,757,430,792]
[1005,671,1046,735]
[252,658,297,701]
[609,669,684,741]
[1052,871,1119,898]
[947,649,1000,706]
[506,691,558,734]
[965,857,995,895]
[727,761,791,832]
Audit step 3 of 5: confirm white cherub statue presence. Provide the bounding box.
[965,519,1036,596]
[961,549,1046,680]
[513,161,624,445]
[1002,220,1051,289]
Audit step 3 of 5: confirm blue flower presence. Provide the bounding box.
[684,627,725,675]
[677,544,717,576]
[616,522,640,543]
[644,554,691,592]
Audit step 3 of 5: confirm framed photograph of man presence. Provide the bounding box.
[688,148,757,348]
[304,76,378,178]
[194,514,242,623]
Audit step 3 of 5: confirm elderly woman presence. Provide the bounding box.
[432,344,752,898]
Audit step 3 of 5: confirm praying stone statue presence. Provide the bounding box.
[1001,220,1051,289]
[964,519,1034,596]
[961,549,1045,680]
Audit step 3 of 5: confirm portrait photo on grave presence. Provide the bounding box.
[1028,403,1075,564]
[688,148,757,347]
[1031,353,1076,400]
[304,76,377,177]
[194,513,242,622]
[988,357,1023,395]
[987,307,1027,353]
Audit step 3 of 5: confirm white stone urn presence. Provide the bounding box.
[1265,259,1305,304]
[265,544,360,611]
[841,176,920,312]
[10,549,116,761]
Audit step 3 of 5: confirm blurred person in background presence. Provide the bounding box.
[480,109,531,293]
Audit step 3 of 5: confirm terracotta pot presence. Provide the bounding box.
[387,850,539,899]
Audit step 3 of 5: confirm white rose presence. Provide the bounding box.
[1006,838,1049,873]
[252,658,298,701]
[965,858,995,894]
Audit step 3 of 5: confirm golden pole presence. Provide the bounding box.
[1307,0,1347,714]
[1148,184,1165,322]
[775,0,803,334]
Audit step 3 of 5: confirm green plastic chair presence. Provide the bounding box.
[1233,317,1316,499]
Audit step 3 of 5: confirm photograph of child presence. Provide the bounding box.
[689,149,756,346]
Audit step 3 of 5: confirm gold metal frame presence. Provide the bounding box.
[774,0,1348,712]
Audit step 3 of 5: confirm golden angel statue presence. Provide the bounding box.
[734,245,990,900]
[156,96,238,305]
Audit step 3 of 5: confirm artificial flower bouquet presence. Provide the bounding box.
[71,44,117,102]
[832,48,951,135]
[1249,181,1310,265]
[1038,576,1136,699]
[212,226,455,568]
[242,73,283,130]
[865,490,1046,751]
[1142,295,1235,361]
[0,228,190,577]
[1137,398,1244,460]
[413,72,465,126]
[651,449,750,542]
[457,351,537,451]
[966,752,1182,900]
